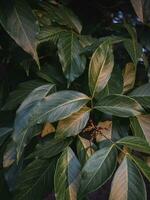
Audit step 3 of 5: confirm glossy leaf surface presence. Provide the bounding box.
[109,156,147,200]
[54,147,81,200]
[95,95,143,117]
[89,41,114,98]
[78,145,117,197]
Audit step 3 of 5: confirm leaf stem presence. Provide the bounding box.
[98,131,128,155]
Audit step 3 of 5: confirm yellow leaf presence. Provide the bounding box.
[41,123,55,138]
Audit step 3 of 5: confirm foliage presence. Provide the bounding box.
[0,0,150,199]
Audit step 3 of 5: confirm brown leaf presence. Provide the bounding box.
[96,120,112,142]
[130,0,144,22]
[41,123,55,138]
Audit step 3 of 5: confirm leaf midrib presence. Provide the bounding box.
[81,146,114,194]
[37,96,90,123]
[57,108,90,135]
[14,4,35,57]
[18,161,51,199]
[90,43,109,98]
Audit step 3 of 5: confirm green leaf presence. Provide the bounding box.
[79,35,97,48]
[77,136,95,166]
[34,90,90,124]
[82,36,124,56]
[0,0,40,65]
[56,107,91,139]
[130,115,150,143]
[33,137,72,159]
[37,63,66,85]
[58,32,86,84]
[13,84,55,160]
[2,80,47,111]
[130,117,146,139]
[117,136,150,154]
[37,26,66,44]
[0,128,12,200]
[130,155,150,182]
[107,65,123,95]
[40,2,82,33]
[89,41,114,98]
[123,63,136,93]
[34,9,51,27]
[78,145,117,198]
[124,39,141,67]
[109,156,147,200]
[0,170,11,199]
[96,65,123,101]
[0,128,12,147]
[95,95,144,117]
[14,89,90,160]
[124,23,142,66]
[129,83,150,109]
[15,158,57,200]
[54,147,81,200]
[17,84,55,113]
[112,117,129,140]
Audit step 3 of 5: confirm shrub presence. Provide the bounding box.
[0,0,150,199]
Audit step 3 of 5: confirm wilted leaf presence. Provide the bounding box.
[89,41,114,98]
[54,147,81,200]
[109,156,147,200]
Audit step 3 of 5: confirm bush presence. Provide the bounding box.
[0,0,150,199]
